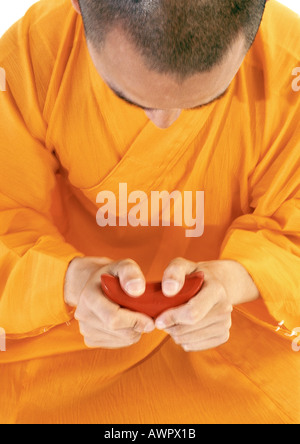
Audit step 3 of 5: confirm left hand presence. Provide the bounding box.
[155,258,260,352]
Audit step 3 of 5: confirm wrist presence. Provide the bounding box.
[64,257,86,307]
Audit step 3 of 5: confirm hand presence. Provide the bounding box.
[155,258,260,352]
[64,257,155,349]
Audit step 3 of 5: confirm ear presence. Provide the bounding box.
[71,0,81,15]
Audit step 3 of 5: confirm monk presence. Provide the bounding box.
[0,0,299,424]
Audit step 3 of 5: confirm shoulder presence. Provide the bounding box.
[0,0,80,111]
[245,1,300,97]
[261,0,300,58]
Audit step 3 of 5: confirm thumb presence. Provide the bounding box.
[109,259,146,298]
[162,258,196,297]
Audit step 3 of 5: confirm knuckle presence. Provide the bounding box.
[167,325,181,336]
[79,322,89,337]
[105,315,118,331]
[115,329,141,346]
[185,306,199,324]
[222,305,233,316]
[219,313,232,327]
[122,258,137,266]
[131,319,144,332]
[100,304,119,329]
[117,258,138,272]
[128,332,141,344]
[116,259,144,283]
[226,317,233,330]
[217,285,227,299]
[84,338,97,349]
[172,336,182,345]
[219,311,232,328]
[80,287,94,311]
[214,323,230,338]
[74,310,81,322]
[99,305,117,329]
[220,331,230,344]
[164,257,186,275]
[74,305,87,323]
[170,257,187,265]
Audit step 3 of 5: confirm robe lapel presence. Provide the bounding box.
[83,44,217,202]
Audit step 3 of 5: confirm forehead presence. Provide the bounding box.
[87,26,247,110]
[106,81,230,111]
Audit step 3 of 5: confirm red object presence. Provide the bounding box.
[101,272,205,319]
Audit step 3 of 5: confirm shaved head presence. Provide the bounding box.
[78,0,266,80]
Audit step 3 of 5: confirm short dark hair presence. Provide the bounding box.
[78,0,266,80]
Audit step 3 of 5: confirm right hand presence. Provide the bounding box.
[64,257,155,349]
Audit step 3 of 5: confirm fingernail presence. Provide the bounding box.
[125,279,145,296]
[162,280,180,296]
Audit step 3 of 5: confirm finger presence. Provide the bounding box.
[108,258,146,297]
[156,279,223,329]
[117,307,155,333]
[155,298,203,330]
[172,319,232,346]
[162,257,197,297]
[79,321,142,343]
[78,278,154,333]
[95,300,154,333]
[166,311,233,337]
[78,313,142,339]
[78,278,119,324]
[83,336,140,349]
[181,331,231,352]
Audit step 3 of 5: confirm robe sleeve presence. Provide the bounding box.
[0,19,84,337]
[219,124,300,332]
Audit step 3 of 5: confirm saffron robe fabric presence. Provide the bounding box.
[0,0,299,424]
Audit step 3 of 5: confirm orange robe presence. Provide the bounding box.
[0,0,299,424]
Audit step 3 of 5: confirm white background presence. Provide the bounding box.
[0,0,300,37]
